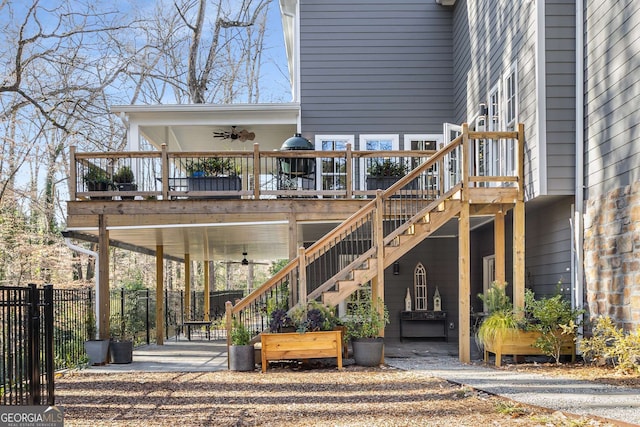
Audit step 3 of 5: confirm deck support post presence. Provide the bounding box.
[494,209,506,284]
[513,199,525,312]
[204,261,210,321]
[184,253,191,320]
[98,215,110,340]
[156,245,164,345]
[458,202,471,364]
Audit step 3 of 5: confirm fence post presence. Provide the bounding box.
[43,284,55,405]
[28,284,41,405]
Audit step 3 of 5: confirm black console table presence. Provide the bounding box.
[399,311,447,341]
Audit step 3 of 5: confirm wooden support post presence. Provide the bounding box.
[204,261,210,321]
[184,253,191,321]
[156,245,164,345]
[70,146,77,200]
[458,203,471,364]
[161,144,169,201]
[513,123,526,312]
[225,301,233,369]
[253,143,260,200]
[374,190,385,337]
[288,214,298,307]
[98,215,110,340]
[298,246,307,306]
[513,199,525,312]
[494,209,506,284]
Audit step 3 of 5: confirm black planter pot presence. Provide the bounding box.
[116,182,138,200]
[351,337,384,366]
[229,345,255,371]
[109,340,133,364]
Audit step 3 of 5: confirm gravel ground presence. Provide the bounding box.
[56,363,626,427]
[386,357,640,426]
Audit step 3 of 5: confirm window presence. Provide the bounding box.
[314,135,354,194]
[404,134,442,193]
[414,263,428,311]
[503,64,517,130]
[358,134,399,192]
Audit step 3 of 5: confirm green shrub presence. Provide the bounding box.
[230,319,251,346]
[580,316,640,373]
[344,297,389,340]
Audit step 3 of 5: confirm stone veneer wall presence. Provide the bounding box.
[584,182,640,331]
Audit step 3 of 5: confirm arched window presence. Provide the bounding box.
[414,263,427,311]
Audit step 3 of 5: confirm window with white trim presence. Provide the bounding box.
[314,135,354,193]
[358,134,399,191]
[504,64,517,130]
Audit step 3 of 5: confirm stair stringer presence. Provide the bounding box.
[321,193,464,308]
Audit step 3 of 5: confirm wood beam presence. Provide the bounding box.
[156,245,164,345]
[494,209,506,284]
[204,261,210,321]
[513,199,525,312]
[374,192,385,338]
[289,214,298,306]
[98,215,110,340]
[184,253,191,321]
[298,246,307,306]
[458,202,471,363]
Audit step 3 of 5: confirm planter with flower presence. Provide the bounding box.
[229,319,255,371]
[260,301,343,372]
[343,297,390,366]
[477,282,583,366]
[185,157,241,198]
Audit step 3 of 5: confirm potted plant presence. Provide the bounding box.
[344,297,390,366]
[260,301,345,372]
[83,167,113,200]
[113,165,137,199]
[185,157,241,198]
[83,308,110,365]
[229,319,255,371]
[109,314,133,364]
[366,159,415,192]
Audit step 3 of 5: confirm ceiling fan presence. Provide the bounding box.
[226,252,269,266]
[213,126,255,142]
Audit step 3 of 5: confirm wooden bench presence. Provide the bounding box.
[260,330,343,373]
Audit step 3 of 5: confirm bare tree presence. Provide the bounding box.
[174,0,271,103]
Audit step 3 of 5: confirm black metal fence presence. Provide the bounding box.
[0,284,55,406]
[1,285,241,405]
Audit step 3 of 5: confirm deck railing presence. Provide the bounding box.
[70,145,438,201]
[226,124,525,343]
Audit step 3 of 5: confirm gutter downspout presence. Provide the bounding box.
[574,0,585,313]
[64,237,100,340]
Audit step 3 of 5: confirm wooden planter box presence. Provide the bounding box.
[483,329,576,367]
[260,330,343,373]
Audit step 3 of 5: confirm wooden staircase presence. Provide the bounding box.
[226,124,525,357]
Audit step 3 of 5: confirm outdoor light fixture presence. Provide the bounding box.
[393,261,400,275]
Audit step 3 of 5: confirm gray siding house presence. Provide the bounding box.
[283,0,639,333]
[66,0,638,353]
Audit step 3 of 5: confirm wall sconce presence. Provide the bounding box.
[393,262,400,275]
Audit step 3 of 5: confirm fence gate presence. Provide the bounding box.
[0,284,55,405]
